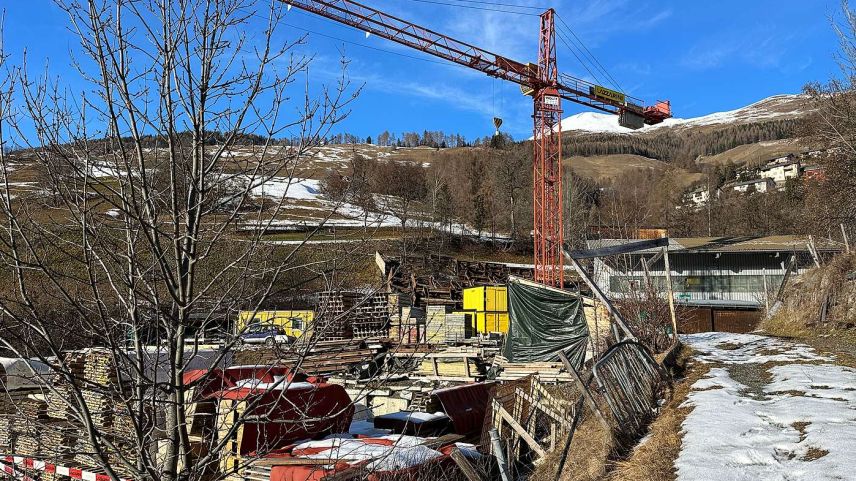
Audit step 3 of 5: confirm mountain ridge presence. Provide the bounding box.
[555,93,810,135]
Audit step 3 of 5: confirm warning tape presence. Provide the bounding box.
[0,456,132,481]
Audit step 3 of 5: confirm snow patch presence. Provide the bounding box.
[676,332,856,481]
[247,177,321,201]
[552,94,807,136]
[292,436,443,471]
[682,332,828,364]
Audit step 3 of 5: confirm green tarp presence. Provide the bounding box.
[503,277,589,368]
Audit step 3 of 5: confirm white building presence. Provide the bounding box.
[685,186,712,206]
[760,156,801,186]
[726,177,776,194]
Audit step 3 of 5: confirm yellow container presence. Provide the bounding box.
[463,286,509,335]
[474,312,509,333]
[463,286,507,312]
[236,310,314,338]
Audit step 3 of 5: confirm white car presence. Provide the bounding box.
[238,323,292,346]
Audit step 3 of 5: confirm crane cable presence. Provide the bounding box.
[429,0,549,10]
[555,13,624,93]
[555,28,604,87]
[400,0,539,16]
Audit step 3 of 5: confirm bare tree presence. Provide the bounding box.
[0,2,365,481]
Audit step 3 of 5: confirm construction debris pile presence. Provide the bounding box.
[379,253,534,309]
[0,253,676,481]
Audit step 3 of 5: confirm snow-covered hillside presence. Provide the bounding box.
[556,94,809,135]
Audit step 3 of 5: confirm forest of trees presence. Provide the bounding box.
[315,107,851,253]
[564,118,799,169]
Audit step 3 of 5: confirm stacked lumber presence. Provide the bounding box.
[235,339,385,376]
[0,389,41,415]
[46,385,72,419]
[424,305,449,344]
[348,292,391,338]
[415,348,485,381]
[13,400,47,457]
[381,253,535,309]
[15,429,42,457]
[315,291,350,340]
[71,432,137,469]
[83,349,119,386]
[493,357,572,383]
[40,420,80,461]
[20,397,49,422]
[444,313,467,344]
[0,416,15,452]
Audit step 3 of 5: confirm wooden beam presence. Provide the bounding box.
[776,255,797,302]
[450,448,485,481]
[558,352,611,433]
[661,244,679,342]
[563,251,635,340]
[808,236,822,267]
[645,250,664,270]
[493,404,546,458]
[515,388,571,430]
[762,268,770,312]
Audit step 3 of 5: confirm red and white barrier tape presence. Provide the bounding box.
[0,456,131,481]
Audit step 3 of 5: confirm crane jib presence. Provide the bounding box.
[282,0,671,288]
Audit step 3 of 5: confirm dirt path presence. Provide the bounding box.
[677,333,856,481]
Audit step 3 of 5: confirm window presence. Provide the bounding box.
[610,274,785,295]
[291,317,304,330]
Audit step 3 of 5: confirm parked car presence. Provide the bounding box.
[238,323,292,346]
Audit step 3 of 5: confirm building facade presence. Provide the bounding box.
[726,177,776,194]
[590,236,842,309]
[760,156,801,186]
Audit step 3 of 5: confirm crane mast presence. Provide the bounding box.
[283,0,672,288]
[533,9,564,287]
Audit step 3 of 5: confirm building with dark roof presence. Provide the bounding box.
[588,236,843,332]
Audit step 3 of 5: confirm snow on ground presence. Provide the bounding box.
[248,176,321,201]
[554,94,807,135]
[684,332,828,364]
[677,333,856,481]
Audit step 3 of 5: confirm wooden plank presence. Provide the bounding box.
[450,448,484,481]
[558,352,611,432]
[493,404,546,458]
[662,244,679,342]
[421,433,465,449]
[514,388,571,430]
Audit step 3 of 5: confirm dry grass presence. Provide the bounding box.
[564,154,703,187]
[603,346,711,481]
[529,415,616,481]
[531,346,710,481]
[761,253,856,366]
[696,139,803,167]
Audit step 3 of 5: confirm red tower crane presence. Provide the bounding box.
[283,0,672,287]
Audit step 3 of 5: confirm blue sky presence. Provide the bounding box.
[1,0,845,141]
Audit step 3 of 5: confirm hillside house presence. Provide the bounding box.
[725,177,776,194]
[760,155,801,186]
[685,185,713,206]
[589,236,842,331]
